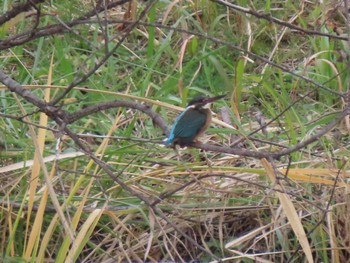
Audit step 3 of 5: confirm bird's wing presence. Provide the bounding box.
[172,109,207,138]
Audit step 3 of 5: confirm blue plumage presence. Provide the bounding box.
[164,106,207,146]
[164,95,225,147]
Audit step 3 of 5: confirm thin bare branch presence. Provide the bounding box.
[0,0,45,25]
[49,0,157,106]
[212,0,346,40]
[67,100,169,135]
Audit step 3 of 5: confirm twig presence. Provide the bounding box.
[66,100,169,135]
[0,0,45,25]
[48,0,157,106]
[211,0,345,40]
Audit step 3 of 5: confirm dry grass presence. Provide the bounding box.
[1,0,350,262]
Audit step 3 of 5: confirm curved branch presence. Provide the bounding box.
[0,70,47,109]
[1,68,347,160]
[2,0,347,50]
[0,0,130,50]
[0,0,45,26]
[67,100,169,135]
[211,0,346,40]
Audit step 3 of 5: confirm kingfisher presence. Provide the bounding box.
[164,94,225,148]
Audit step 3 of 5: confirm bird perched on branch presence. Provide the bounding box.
[164,95,225,148]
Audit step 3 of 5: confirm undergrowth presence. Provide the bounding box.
[0,0,350,262]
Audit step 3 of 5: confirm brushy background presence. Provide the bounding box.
[1,0,350,262]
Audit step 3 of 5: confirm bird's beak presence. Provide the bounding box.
[205,94,226,103]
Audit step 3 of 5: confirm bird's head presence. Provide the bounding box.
[187,94,226,109]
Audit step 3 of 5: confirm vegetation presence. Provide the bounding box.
[0,0,349,262]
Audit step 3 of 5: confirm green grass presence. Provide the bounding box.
[1,0,350,262]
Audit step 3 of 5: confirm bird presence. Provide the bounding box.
[164,94,225,148]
